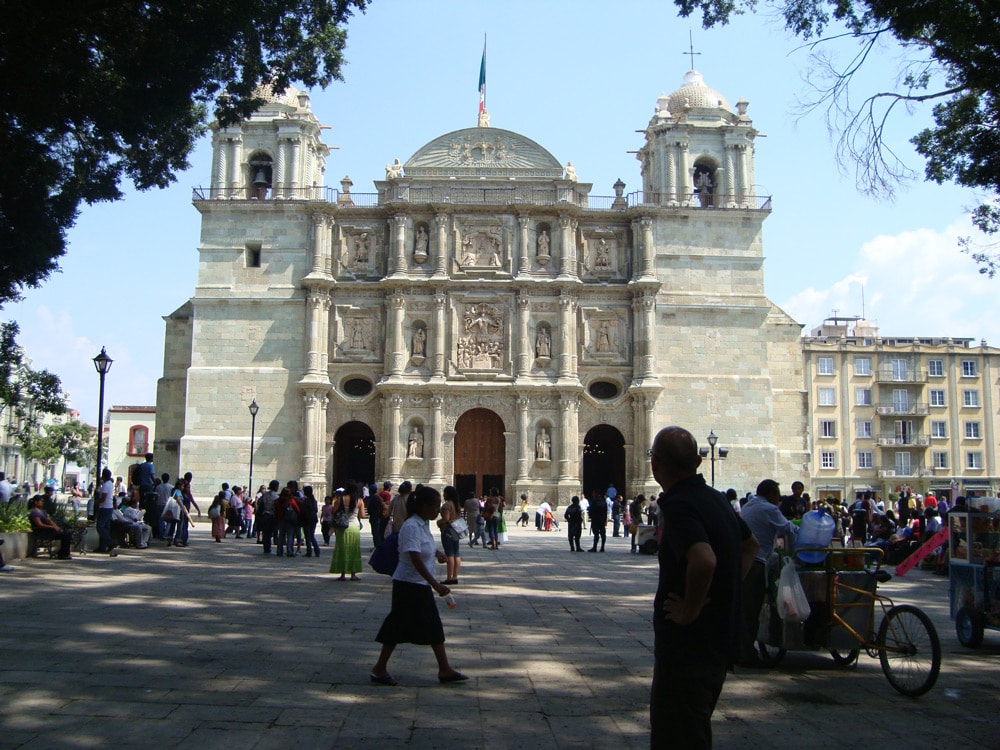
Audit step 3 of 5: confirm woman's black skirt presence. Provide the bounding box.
[376,579,445,645]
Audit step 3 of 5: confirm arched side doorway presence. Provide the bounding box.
[333,421,376,489]
[453,409,505,499]
[582,425,626,502]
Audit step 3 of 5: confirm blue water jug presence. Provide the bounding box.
[795,507,835,564]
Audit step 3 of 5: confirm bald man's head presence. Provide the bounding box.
[650,426,701,489]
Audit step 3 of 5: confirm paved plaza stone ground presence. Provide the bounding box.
[2,517,999,749]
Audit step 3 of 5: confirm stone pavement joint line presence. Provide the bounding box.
[1,521,998,748]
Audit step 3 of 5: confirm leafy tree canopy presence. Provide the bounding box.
[0,322,68,437]
[0,0,368,303]
[674,0,1000,274]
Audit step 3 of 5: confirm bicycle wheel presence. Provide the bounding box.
[830,649,859,666]
[756,641,785,667]
[877,604,941,697]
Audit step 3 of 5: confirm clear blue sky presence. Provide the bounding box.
[7,0,995,426]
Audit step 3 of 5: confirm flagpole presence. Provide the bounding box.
[478,34,488,126]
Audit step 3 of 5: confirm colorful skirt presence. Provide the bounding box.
[330,523,362,574]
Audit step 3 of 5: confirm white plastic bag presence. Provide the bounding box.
[776,561,811,623]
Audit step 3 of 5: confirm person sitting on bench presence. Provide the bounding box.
[28,495,73,559]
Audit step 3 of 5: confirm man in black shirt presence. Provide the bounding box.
[587,491,608,552]
[648,426,758,749]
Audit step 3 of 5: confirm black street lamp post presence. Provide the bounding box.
[248,399,259,496]
[92,347,113,502]
[699,429,728,487]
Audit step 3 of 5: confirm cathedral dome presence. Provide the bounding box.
[665,70,731,113]
[404,127,564,181]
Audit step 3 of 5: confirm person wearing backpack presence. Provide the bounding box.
[275,488,300,557]
[330,485,365,580]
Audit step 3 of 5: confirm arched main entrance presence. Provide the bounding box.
[582,425,626,501]
[333,421,376,489]
[453,409,505,499]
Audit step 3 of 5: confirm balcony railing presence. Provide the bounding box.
[193,186,772,212]
[876,434,930,447]
[878,466,927,478]
[875,367,927,384]
[875,403,930,416]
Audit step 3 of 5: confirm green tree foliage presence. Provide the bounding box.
[674,0,1000,273]
[21,420,95,486]
[0,0,368,303]
[0,322,68,437]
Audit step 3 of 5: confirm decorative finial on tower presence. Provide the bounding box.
[683,30,701,70]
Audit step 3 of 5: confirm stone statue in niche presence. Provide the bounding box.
[594,239,611,270]
[535,327,551,358]
[411,326,426,357]
[414,226,429,262]
[385,159,403,179]
[352,232,371,266]
[407,426,424,459]
[535,428,551,460]
[537,229,550,258]
[348,319,369,351]
[596,320,612,353]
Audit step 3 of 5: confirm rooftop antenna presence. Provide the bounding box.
[684,30,701,70]
[861,285,866,319]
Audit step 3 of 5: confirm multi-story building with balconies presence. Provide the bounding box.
[154,70,810,501]
[803,316,1000,502]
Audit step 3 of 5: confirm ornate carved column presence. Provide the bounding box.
[387,394,404,481]
[213,137,228,194]
[324,218,335,276]
[433,291,446,378]
[640,217,655,279]
[305,289,326,377]
[228,137,242,193]
[677,141,691,205]
[389,290,406,375]
[393,215,407,274]
[434,214,449,277]
[644,395,658,485]
[517,291,531,377]
[301,391,319,477]
[287,138,300,193]
[558,393,578,482]
[274,139,287,199]
[429,395,445,484]
[558,216,575,277]
[320,294,332,372]
[311,215,326,275]
[725,146,737,207]
[558,292,575,378]
[641,293,656,377]
[517,215,530,274]
[665,141,677,204]
[517,395,531,480]
[737,143,749,206]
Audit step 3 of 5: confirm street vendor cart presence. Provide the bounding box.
[756,545,941,697]
[948,509,1000,648]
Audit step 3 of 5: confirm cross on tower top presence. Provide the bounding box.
[683,30,701,70]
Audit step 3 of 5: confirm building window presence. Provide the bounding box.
[895,452,912,475]
[967,452,983,470]
[933,452,948,470]
[929,390,945,407]
[245,241,262,268]
[855,388,872,406]
[965,421,981,439]
[962,359,977,377]
[127,425,149,456]
[927,359,943,377]
[856,420,872,439]
[820,420,837,438]
[931,421,947,438]
[818,387,836,406]
[857,451,873,470]
[821,451,837,469]
[963,390,980,407]
[854,357,871,376]
[818,357,834,375]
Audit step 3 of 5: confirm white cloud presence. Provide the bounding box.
[783,218,1000,345]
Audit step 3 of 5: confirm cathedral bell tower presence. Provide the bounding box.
[209,86,329,200]
[637,70,757,208]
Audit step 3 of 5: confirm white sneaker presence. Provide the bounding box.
[0,564,15,572]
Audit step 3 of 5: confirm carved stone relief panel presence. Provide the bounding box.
[339,225,384,277]
[332,305,382,361]
[581,228,627,278]
[580,307,630,363]
[455,299,507,372]
[455,218,509,271]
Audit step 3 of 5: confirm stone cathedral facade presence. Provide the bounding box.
[156,71,809,502]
